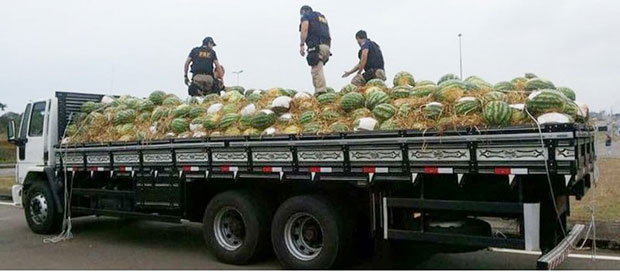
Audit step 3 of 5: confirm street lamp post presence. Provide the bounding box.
[232,70,244,86]
[458,33,463,79]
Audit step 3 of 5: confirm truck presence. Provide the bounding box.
[5,91,596,269]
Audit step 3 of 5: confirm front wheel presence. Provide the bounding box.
[24,182,62,234]
[271,195,351,269]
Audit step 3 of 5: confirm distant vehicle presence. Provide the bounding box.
[5,91,596,269]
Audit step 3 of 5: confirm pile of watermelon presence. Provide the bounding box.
[64,72,588,143]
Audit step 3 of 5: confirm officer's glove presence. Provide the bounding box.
[184,75,190,86]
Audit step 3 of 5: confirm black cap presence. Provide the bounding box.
[300,5,312,14]
[202,36,216,46]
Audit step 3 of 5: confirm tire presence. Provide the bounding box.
[203,190,272,265]
[271,195,352,269]
[24,182,63,234]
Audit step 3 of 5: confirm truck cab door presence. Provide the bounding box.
[16,101,49,184]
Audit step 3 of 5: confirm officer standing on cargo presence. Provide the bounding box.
[184,37,225,96]
[342,30,386,86]
[299,5,331,95]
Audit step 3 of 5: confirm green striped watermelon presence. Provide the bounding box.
[248,92,263,102]
[320,110,341,121]
[341,92,365,112]
[379,119,400,131]
[390,85,413,99]
[397,104,412,117]
[365,89,389,110]
[484,91,507,102]
[393,71,415,87]
[80,101,97,113]
[251,110,276,129]
[366,78,387,88]
[302,122,322,134]
[423,102,443,119]
[340,84,358,94]
[317,92,338,105]
[412,85,437,97]
[454,97,481,115]
[482,101,511,126]
[329,122,349,133]
[509,104,528,125]
[557,87,576,101]
[525,90,567,114]
[221,103,239,115]
[189,107,206,118]
[149,91,167,105]
[493,81,515,92]
[171,118,189,133]
[372,103,396,120]
[162,96,181,106]
[224,126,242,136]
[151,106,170,121]
[351,108,372,119]
[435,80,465,103]
[525,78,555,91]
[114,109,136,126]
[464,75,492,89]
[218,113,239,129]
[203,113,221,130]
[438,73,459,84]
[300,111,316,124]
[173,104,192,117]
[243,128,260,136]
[283,125,301,134]
[415,80,435,86]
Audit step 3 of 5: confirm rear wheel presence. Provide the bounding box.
[271,195,351,269]
[24,182,62,234]
[203,190,272,265]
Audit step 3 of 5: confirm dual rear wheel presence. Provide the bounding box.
[203,193,351,269]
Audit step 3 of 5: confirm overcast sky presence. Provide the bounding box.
[1,0,619,113]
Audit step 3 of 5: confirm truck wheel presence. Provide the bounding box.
[271,195,351,269]
[203,190,271,265]
[24,182,63,234]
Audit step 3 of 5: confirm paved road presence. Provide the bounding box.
[0,205,618,269]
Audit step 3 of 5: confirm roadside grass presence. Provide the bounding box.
[0,133,16,163]
[0,176,15,196]
[571,158,620,222]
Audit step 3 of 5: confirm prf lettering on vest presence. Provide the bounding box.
[198,51,211,58]
[317,16,328,24]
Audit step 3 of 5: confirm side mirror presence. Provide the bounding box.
[6,120,16,143]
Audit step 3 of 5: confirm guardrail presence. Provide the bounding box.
[0,163,15,169]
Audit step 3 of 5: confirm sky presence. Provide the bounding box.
[1,0,619,113]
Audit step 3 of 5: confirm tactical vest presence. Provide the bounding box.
[359,40,384,71]
[304,11,331,48]
[190,47,215,75]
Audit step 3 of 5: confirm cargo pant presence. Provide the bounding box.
[351,69,387,87]
[309,44,331,94]
[189,74,223,96]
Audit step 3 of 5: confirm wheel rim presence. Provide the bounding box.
[213,207,245,251]
[284,212,323,261]
[29,193,48,225]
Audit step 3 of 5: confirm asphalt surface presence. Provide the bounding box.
[0,205,618,269]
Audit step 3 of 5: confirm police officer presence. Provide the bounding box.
[342,30,386,86]
[184,37,225,96]
[299,5,331,95]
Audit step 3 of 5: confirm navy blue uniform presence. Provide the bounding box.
[188,46,218,75]
[300,11,331,48]
[358,39,384,71]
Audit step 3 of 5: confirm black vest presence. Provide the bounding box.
[190,47,215,75]
[358,40,384,71]
[303,11,331,48]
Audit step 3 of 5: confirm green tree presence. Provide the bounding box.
[0,102,6,111]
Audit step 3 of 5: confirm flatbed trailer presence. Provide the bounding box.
[7,91,596,269]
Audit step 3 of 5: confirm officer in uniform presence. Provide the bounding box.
[184,37,225,96]
[342,30,386,86]
[299,5,331,95]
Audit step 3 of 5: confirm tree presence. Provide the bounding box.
[0,102,6,111]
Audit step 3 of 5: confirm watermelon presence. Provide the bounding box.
[218,113,239,129]
[320,109,341,121]
[114,109,136,125]
[189,107,206,118]
[203,113,221,130]
[151,106,171,121]
[454,97,481,115]
[80,101,97,113]
[464,75,492,89]
[225,86,245,94]
[243,128,260,136]
[435,80,465,103]
[248,92,263,102]
[137,111,151,122]
[366,78,387,88]
[271,96,293,113]
[390,85,413,99]
[138,100,155,112]
[251,110,276,129]
[525,78,555,91]
[222,90,245,103]
[239,114,253,128]
[562,101,579,119]
[482,101,511,126]
[511,77,527,84]
[115,123,134,135]
[325,87,336,93]
[379,119,400,131]
[372,103,396,120]
[329,122,349,133]
[302,122,322,134]
[149,91,167,105]
[509,104,528,125]
[393,71,415,87]
[493,81,514,92]
[162,96,181,106]
[365,89,389,110]
[203,94,221,103]
[397,104,413,117]
[351,108,372,119]
[557,87,576,101]
[484,91,507,102]
[341,92,365,112]
[415,80,435,86]
[221,103,239,115]
[438,73,460,84]
[300,111,316,124]
[317,92,338,105]
[224,126,242,136]
[423,102,443,119]
[340,84,358,94]
[283,89,297,97]
[412,85,437,97]
[171,118,189,133]
[525,90,567,114]
[173,104,192,117]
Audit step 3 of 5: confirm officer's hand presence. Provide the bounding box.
[184,75,190,86]
[300,45,305,57]
[342,71,350,78]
